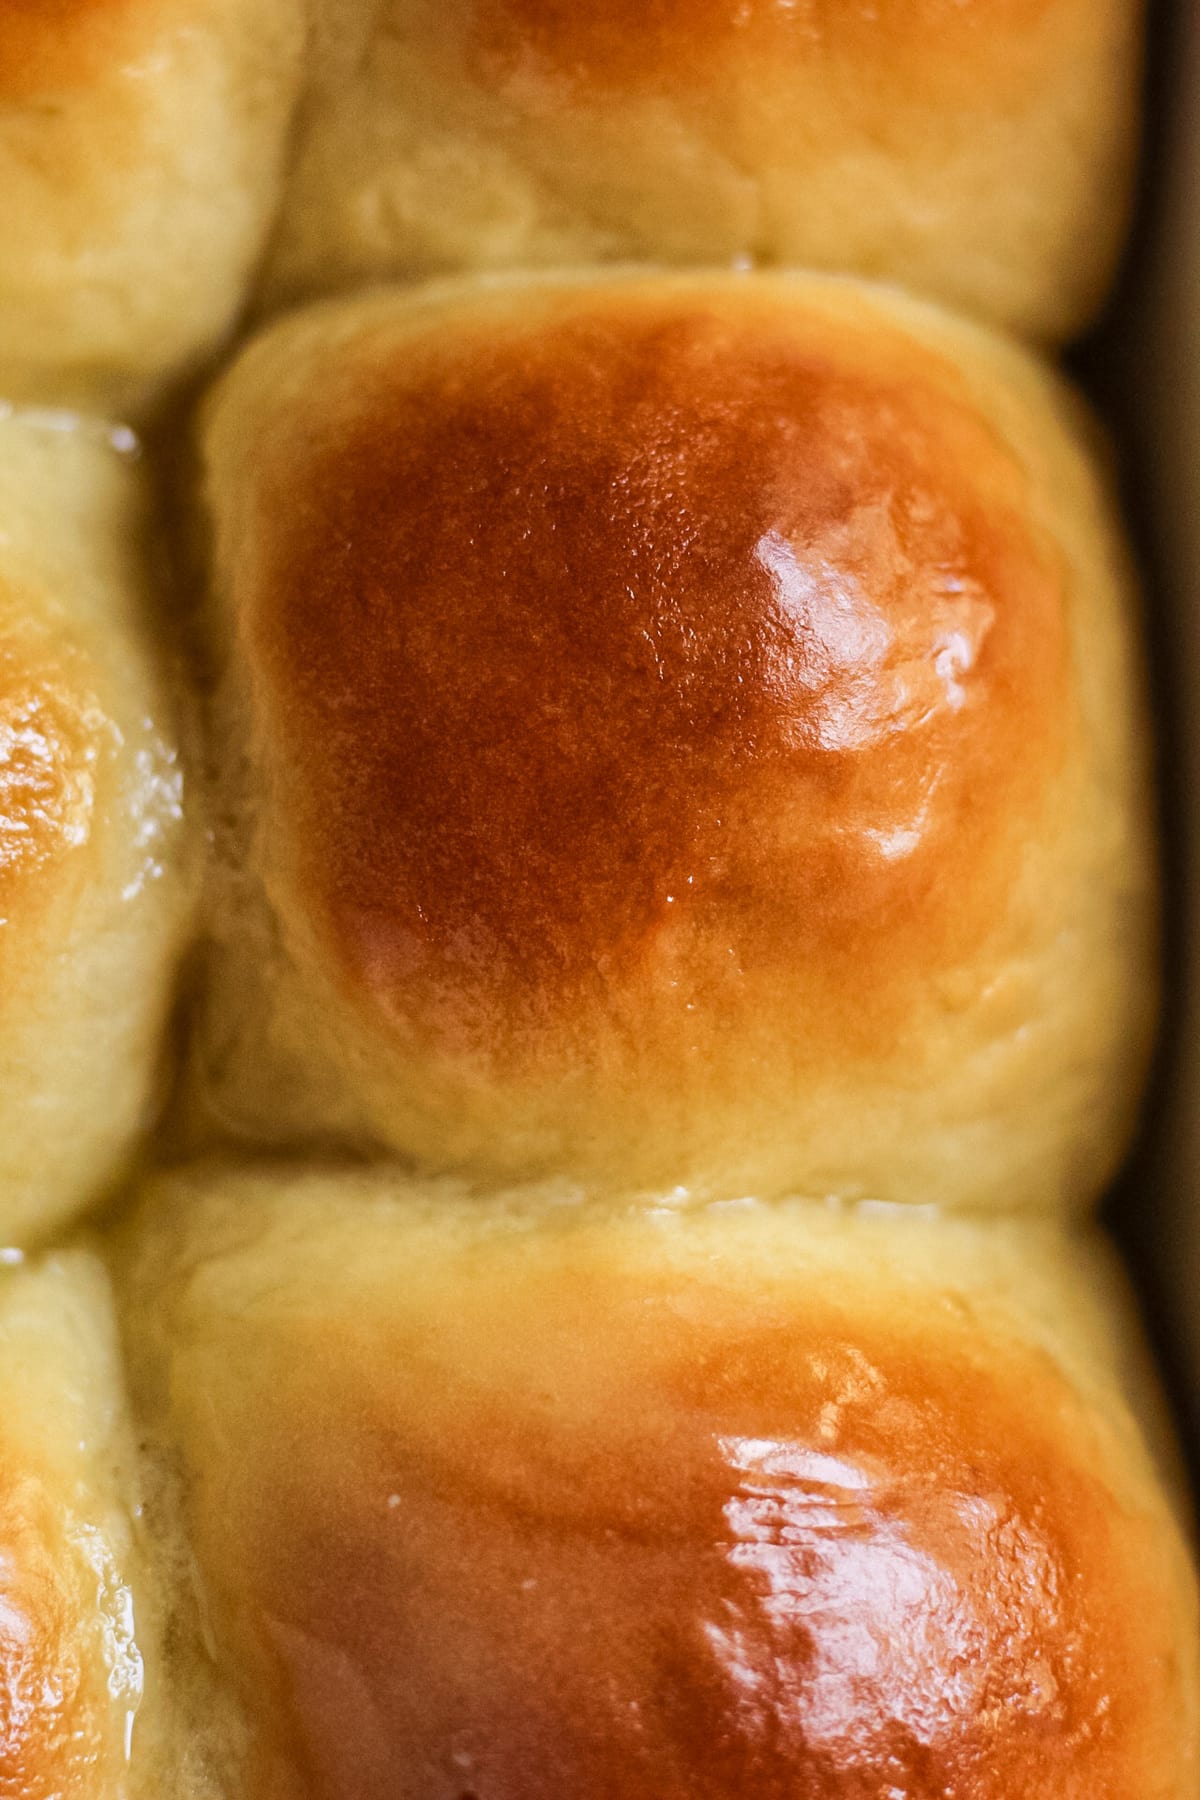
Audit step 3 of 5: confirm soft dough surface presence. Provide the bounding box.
[0,0,304,413]
[121,1164,1200,1800]
[195,271,1156,1212]
[0,411,192,1245]
[265,0,1142,341]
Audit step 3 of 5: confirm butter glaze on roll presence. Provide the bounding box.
[120,1166,1200,1800]
[0,412,192,1245]
[0,1249,174,1796]
[0,0,304,412]
[196,272,1155,1211]
[265,0,1142,340]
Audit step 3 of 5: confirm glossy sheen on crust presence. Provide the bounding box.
[0,1253,152,1797]
[251,1330,1170,1799]
[0,616,111,918]
[0,416,191,1247]
[202,274,1154,1204]
[0,1473,125,1785]
[252,292,1066,1076]
[134,1182,1199,1800]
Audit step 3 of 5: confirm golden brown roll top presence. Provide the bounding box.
[0,0,304,411]
[0,0,149,93]
[0,411,192,1245]
[0,1248,170,1796]
[265,0,1141,340]
[120,1165,1200,1800]
[196,272,1155,1210]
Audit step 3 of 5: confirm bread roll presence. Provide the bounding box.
[120,1162,1200,1800]
[0,1249,170,1795]
[0,411,192,1245]
[194,271,1155,1211]
[264,0,1142,341]
[0,0,304,413]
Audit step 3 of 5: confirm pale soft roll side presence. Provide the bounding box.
[0,411,192,1245]
[0,0,305,414]
[263,0,1141,342]
[118,1162,1200,1800]
[194,270,1156,1212]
